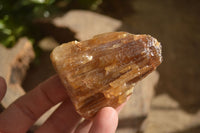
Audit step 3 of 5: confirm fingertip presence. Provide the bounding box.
[89,107,118,133]
[0,76,7,101]
[98,107,118,121]
[97,107,118,127]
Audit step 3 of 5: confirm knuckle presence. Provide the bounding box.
[13,101,37,122]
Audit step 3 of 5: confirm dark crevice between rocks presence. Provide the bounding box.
[22,51,56,92]
[98,0,135,19]
[33,20,76,44]
[118,116,146,133]
[22,21,76,92]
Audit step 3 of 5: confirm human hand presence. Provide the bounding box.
[0,75,126,133]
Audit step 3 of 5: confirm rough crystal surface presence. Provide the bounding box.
[50,32,162,118]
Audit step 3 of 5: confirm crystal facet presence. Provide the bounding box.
[50,32,162,118]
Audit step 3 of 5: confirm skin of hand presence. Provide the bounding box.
[0,75,128,133]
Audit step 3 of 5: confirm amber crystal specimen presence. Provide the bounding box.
[50,32,162,118]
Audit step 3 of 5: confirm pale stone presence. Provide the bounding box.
[145,94,200,133]
[0,38,35,108]
[53,10,122,41]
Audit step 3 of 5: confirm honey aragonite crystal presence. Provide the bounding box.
[50,32,162,118]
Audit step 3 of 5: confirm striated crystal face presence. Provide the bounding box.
[50,32,162,118]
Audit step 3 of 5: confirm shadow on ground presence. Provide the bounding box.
[172,125,200,133]
[118,116,146,129]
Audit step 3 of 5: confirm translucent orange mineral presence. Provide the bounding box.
[50,32,162,118]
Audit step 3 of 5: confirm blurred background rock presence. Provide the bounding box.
[0,0,200,133]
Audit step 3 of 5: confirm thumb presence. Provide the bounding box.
[89,107,118,133]
[0,77,7,101]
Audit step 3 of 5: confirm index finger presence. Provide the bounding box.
[0,75,68,133]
